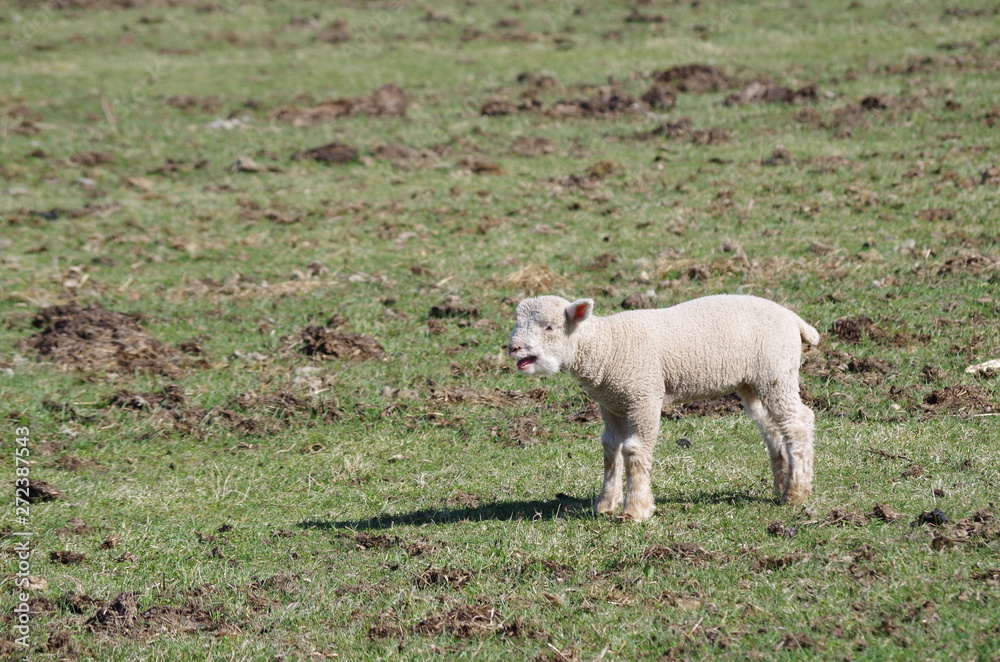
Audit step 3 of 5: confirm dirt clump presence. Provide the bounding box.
[23,303,180,377]
[936,251,999,276]
[300,320,386,361]
[652,63,731,92]
[86,592,140,633]
[108,385,206,431]
[45,630,77,655]
[915,207,956,221]
[766,521,797,538]
[753,552,809,572]
[481,97,539,116]
[724,81,818,106]
[624,8,665,23]
[428,295,479,319]
[416,567,475,589]
[847,356,895,374]
[109,384,186,411]
[372,142,439,169]
[510,136,557,157]
[826,508,867,527]
[829,315,888,343]
[504,264,567,295]
[912,509,950,527]
[23,479,66,503]
[492,414,543,447]
[148,158,208,176]
[761,146,794,166]
[70,151,115,166]
[50,550,86,565]
[621,293,655,310]
[347,532,438,557]
[635,117,729,145]
[640,83,676,110]
[870,503,905,522]
[224,389,342,427]
[921,384,995,415]
[567,400,600,423]
[860,94,902,111]
[546,85,642,117]
[275,84,407,125]
[292,141,359,164]
[456,157,504,175]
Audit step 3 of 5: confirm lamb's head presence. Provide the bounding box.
[508,296,594,376]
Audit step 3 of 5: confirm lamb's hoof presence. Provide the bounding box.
[621,504,656,522]
[594,497,621,516]
[781,487,811,506]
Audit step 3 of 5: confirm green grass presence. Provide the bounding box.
[2,0,999,659]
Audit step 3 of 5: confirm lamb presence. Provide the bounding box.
[507,294,819,522]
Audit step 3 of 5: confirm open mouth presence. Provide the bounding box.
[516,356,537,371]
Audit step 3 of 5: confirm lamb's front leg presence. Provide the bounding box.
[621,403,661,522]
[594,407,625,515]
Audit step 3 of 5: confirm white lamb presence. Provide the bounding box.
[508,294,819,522]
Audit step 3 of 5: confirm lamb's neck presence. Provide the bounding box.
[567,321,611,388]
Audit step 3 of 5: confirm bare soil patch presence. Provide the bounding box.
[414,603,523,638]
[23,304,180,377]
[937,251,999,276]
[662,394,743,419]
[642,543,719,564]
[292,141,359,165]
[107,385,207,432]
[431,387,547,407]
[274,84,407,126]
[416,567,475,589]
[347,532,439,557]
[373,142,442,169]
[491,414,543,447]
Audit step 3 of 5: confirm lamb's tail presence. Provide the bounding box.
[797,317,820,346]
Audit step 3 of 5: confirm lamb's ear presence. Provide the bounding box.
[565,298,593,330]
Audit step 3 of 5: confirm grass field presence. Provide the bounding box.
[2,0,999,659]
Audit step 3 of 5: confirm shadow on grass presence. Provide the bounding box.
[298,495,595,531]
[660,489,774,507]
[299,489,771,531]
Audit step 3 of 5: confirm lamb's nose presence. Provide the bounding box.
[508,344,521,355]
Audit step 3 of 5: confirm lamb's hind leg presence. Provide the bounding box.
[594,407,625,515]
[738,385,787,500]
[764,393,815,506]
